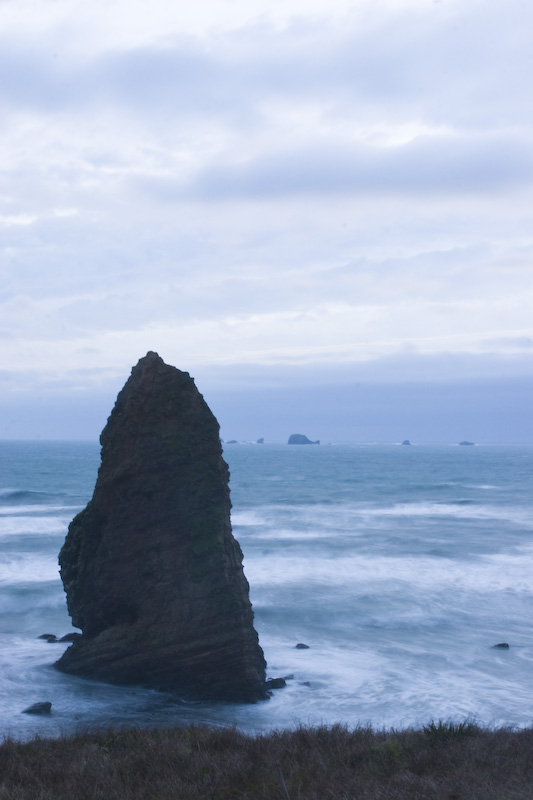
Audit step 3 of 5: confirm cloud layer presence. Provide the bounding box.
[0,0,531,439]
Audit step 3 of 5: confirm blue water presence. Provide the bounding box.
[0,440,531,741]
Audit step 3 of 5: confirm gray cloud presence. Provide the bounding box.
[175,135,533,199]
[0,0,531,444]
[0,1,531,129]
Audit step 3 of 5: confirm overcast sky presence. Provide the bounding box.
[1,0,532,442]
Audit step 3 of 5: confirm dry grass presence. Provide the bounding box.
[1,722,532,799]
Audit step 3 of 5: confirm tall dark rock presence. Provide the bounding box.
[56,352,267,702]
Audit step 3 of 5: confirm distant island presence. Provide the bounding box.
[288,434,320,445]
[401,440,412,446]
[459,440,475,446]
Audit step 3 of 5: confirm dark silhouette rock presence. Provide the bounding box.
[459,441,475,446]
[491,643,510,649]
[265,677,287,690]
[288,434,319,445]
[295,643,310,649]
[23,702,52,715]
[38,632,82,643]
[56,352,267,702]
[58,633,82,643]
[401,440,411,446]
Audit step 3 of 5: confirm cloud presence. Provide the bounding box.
[169,134,533,199]
[0,0,531,427]
[1,1,532,129]
[0,214,38,226]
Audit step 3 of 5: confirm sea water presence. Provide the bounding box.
[0,440,531,741]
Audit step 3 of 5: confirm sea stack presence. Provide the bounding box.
[56,352,267,702]
[287,434,320,445]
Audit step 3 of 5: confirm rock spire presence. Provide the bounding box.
[56,352,267,702]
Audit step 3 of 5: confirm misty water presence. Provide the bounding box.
[0,440,531,741]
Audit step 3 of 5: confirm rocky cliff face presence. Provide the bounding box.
[56,352,267,702]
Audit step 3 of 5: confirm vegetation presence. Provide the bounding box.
[1,722,531,799]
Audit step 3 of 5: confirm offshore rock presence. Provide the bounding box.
[288,434,320,445]
[56,352,267,702]
[265,677,286,690]
[23,702,52,715]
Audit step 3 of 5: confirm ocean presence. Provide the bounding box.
[1,440,531,741]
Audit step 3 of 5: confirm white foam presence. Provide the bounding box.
[465,484,501,490]
[0,554,61,584]
[368,502,530,524]
[235,501,532,529]
[0,516,70,536]
[231,509,268,527]
[0,504,78,516]
[246,550,533,594]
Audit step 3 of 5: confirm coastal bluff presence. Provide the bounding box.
[56,352,267,702]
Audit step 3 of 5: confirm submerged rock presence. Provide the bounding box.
[23,702,52,715]
[56,352,267,703]
[265,677,287,690]
[288,434,320,445]
[491,643,510,649]
[58,633,82,643]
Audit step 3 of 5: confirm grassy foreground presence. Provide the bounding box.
[1,723,531,799]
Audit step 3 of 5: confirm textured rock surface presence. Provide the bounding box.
[56,352,267,702]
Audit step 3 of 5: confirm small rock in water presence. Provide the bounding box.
[38,634,57,642]
[492,642,510,649]
[295,643,310,649]
[265,678,287,690]
[58,633,82,642]
[23,702,52,715]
